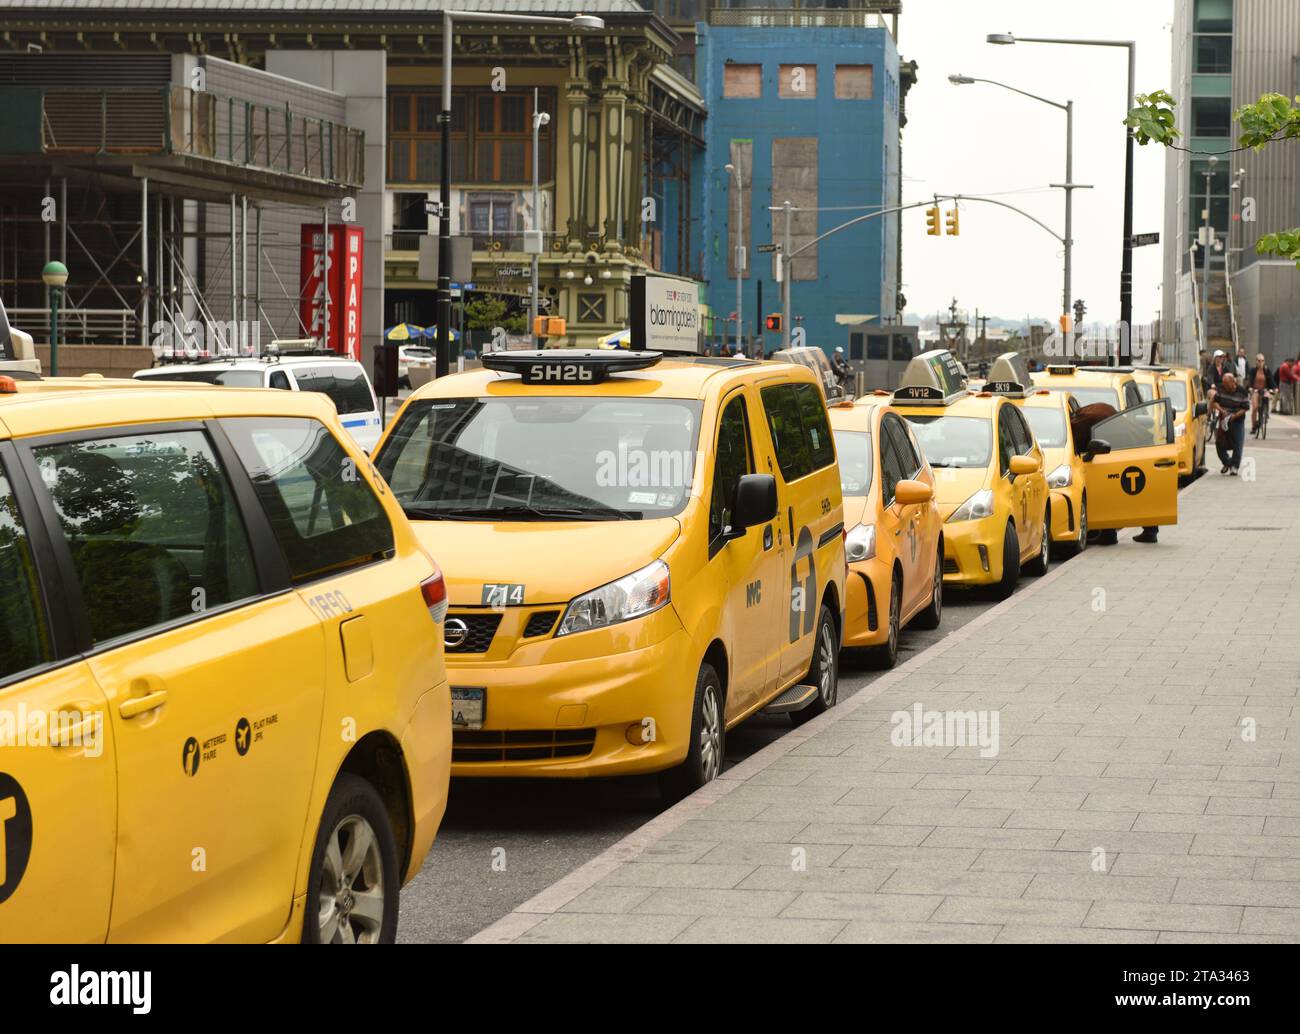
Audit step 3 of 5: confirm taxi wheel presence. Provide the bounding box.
[912,543,944,630]
[302,774,400,945]
[791,604,839,726]
[864,572,902,670]
[993,523,1020,601]
[659,663,725,801]
[1023,509,1051,577]
[1068,496,1089,557]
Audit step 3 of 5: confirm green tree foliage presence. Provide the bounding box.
[1126,90,1300,264]
[463,293,526,335]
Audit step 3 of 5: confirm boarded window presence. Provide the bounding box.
[835,65,873,100]
[727,139,752,281]
[771,137,818,281]
[723,64,761,99]
[778,64,816,99]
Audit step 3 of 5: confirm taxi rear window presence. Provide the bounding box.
[832,430,872,497]
[293,366,376,416]
[1163,380,1188,411]
[1063,386,1120,410]
[375,396,704,521]
[1023,407,1067,448]
[139,369,265,387]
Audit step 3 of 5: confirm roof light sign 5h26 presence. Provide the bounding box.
[630,273,700,352]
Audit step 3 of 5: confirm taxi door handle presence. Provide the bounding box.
[1154,460,1176,468]
[119,688,168,720]
[49,706,101,748]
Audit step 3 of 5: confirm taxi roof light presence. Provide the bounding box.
[0,375,17,394]
[983,352,1033,398]
[892,348,968,407]
[481,349,663,385]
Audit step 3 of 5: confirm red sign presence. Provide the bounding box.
[300,224,364,358]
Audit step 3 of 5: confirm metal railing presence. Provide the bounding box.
[9,307,135,346]
[37,85,364,187]
[1225,267,1240,352]
[710,7,893,29]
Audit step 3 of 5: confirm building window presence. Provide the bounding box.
[1194,34,1232,74]
[388,88,553,185]
[723,63,761,99]
[466,193,519,250]
[835,65,873,100]
[849,332,864,361]
[779,64,817,99]
[1193,0,1232,33]
[1191,96,1232,136]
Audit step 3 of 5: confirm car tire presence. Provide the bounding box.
[864,570,902,670]
[1023,507,1051,577]
[302,774,400,945]
[993,522,1020,600]
[912,543,944,630]
[659,663,725,802]
[1067,495,1088,557]
[790,604,839,727]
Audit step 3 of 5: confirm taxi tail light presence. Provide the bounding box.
[421,567,448,625]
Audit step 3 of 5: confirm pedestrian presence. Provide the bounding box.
[1294,354,1300,416]
[1205,349,1229,398]
[1274,357,1291,414]
[1212,371,1249,475]
[1247,353,1275,434]
[831,346,852,393]
[1235,348,1249,381]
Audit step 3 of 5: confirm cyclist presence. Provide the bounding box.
[1247,352,1275,436]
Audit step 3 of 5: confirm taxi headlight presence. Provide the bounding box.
[556,559,671,636]
[947,489,994,523]
[845,523,876,563]
[1046,463,1073,489]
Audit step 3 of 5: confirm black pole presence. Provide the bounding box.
[1119,44,1135,365]
[436,13,453,379]
[756,279,763,355]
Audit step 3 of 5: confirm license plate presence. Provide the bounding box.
[450,687,485,730]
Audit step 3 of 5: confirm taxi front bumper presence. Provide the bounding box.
[400,680,453,884]
[941,516,1005,587]
[843,557,892,647]
[446,612,697,778]
[1048,486,1082,543]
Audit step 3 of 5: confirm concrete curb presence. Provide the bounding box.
[467,523,1103,943]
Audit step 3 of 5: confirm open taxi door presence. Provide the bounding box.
[1083,398,1179,529]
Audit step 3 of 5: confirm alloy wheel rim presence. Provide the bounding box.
[889,584,900,654]
[818,620,836,703]
[700,685,722,782]
[317,814,385,944]
[933,553,943,619]
[1079,500,1088,550]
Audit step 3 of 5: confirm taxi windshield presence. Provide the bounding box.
[832,429,872,496]
[375,395,703,520]
[902,415,991,468]
[1062,386,1120,409]
[1023,406,1067,448]
[1163,380,1188,411]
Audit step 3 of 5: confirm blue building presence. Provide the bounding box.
[694,4,904,357]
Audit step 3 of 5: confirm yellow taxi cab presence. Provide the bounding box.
[1031,363,1145,413]
[893,350,1049,599]
[984,354,1089,559]
[372,348,847,798]
[1137,364,1209,483]
[0,373,451,944]
[828,391,943,668]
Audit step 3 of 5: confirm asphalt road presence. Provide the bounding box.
[396,582,1006,944]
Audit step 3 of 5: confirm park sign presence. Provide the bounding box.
[630,273,700,352]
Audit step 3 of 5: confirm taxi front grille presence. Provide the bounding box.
[444,613,502,654]
[522,610,560,638]
[452,728,596,763]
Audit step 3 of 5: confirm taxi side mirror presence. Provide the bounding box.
[1194,400,1209,418]
[894,479,933,506]
[728,473,778,537]
[1084,438,1111,462]
[1009,455,1039,477]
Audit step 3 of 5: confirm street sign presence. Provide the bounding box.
[1130,232,1160,248]
[756,243,780,254]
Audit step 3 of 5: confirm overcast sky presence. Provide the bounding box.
[899,0,1173,327]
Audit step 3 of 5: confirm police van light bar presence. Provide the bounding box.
[892,348,968,406]
[481,349,663,385]
[983,352,1033,398]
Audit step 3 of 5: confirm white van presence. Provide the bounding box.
[134,353,384,452]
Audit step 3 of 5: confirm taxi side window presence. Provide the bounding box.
[269,370,291,391]
[1006,406,1034,455]
[0,465,52,679]
[883,414,922,478]
[222,417,394,584]
[760,382,834,482]
[1123,381,1143,409]
[710,394,754,543]
[33,430,259,645]
[1092,400,1174,451]
[997,408,1017,475]
[877,419,909,505]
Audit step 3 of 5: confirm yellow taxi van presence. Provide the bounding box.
[1032,363,1145,412]
[373,349,847,798]
[894,350,1049,599]
[828,392,943,668]
[0,374,451,944]
[1136,364,1209,483]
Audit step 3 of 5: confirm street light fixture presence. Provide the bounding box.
[986,31,1137,363]
[436,10,605,373]
[41,259,68,376]
[949,73,1082,324]
[725,162,745,355]
[529,93,552,347]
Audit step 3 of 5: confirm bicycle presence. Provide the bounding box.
[1253,388,1273,440]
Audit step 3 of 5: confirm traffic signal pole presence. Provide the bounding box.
[781,201,792,350]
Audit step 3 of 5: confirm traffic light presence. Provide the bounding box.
[765,313,782,333]
[945,208,960,236]
[925,206,941,236]
[534,316,567,338]
[1072,299,1086,327]
[1059,314,1072,335]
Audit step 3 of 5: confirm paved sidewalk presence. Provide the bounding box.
[472,441,1300,944]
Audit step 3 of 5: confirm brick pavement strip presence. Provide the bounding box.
[469,446,1300,944]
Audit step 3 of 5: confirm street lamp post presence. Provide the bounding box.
[1200,155,1218,355]
[529,88,551,347]
[948,75,1084,323]
[725,162,745,355]
[42,260,68,376]
[988,32,1136,364]
[437,11,604,376]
